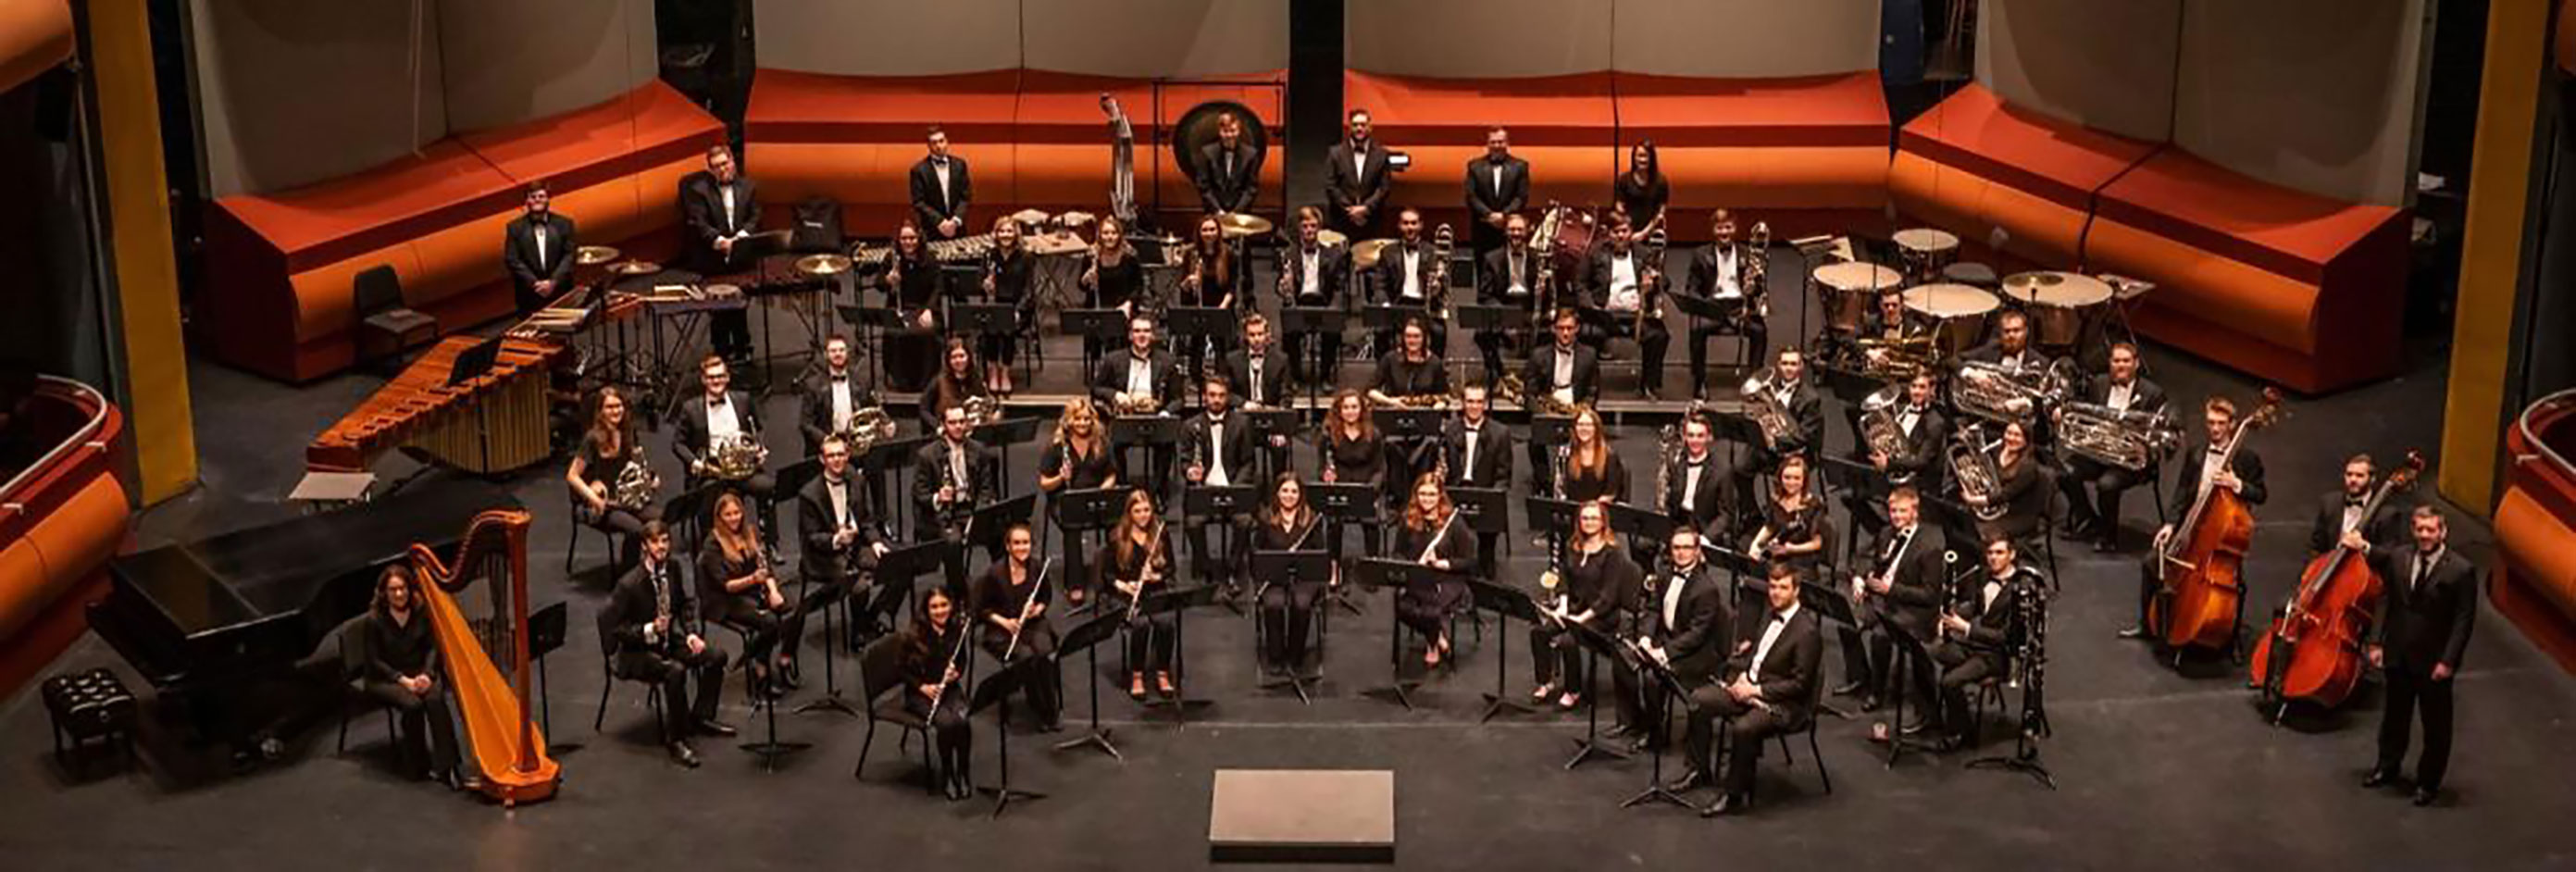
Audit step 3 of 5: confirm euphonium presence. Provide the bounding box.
[1740,367,1795,450]
[1948,429,2008,522]
[2059,402,2179,472]
[613,461,661,512]
[708,432,767,480]
[1858,384,1910,478]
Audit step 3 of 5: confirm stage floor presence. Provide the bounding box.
[5,255,2573,870]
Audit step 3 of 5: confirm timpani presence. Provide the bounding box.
[1893,228,1960,283]
[1902,282,2002,358]
[1812,261,1904,334]
[1998,271,2114,349]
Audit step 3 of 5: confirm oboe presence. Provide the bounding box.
[1001,557,1056,662]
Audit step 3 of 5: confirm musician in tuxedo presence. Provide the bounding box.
[2359,506,2478,806]
[607,522,734,767]
[1663,412,1733,539]
[502,181,576,315]
[909,125,972,240]
[1223,314,1294,477]
[1091,315,1183,484]
[1371,207,1448,355]
[1278,206,1353,388]
[2308,453,2412,558]
[1860,370,1948,518]
[2124,394,2269,638]
[798,435,895,641]
[678,145,760,358]
[1194,110,1263,215]
[1475,213,1545,380]
[2057,343,2168,551]
[1855,486,1948,719]
[1439,382,1512,575]
[1859,289,1929,371]
[1960,309,2056,391]
[1584,213,1672,399]
[912,405,996,593]
[1179,376,1258,589]
[799,335,883,456]
[1623,529,1731,752]
[1325,108,1392,238]
[1680,561,1823,816]
[1462,126,1529,257]
[671,355,778,549]
[1683,209,1762,399]
[1733,346,1824,519]
[1521,307,1600,490]
[1932,536,2034,751]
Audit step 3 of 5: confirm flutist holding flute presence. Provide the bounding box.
[1391,473,1475,668]
[974,524,1061,730]
[902,586,975,801]
[1094,490,1177,701]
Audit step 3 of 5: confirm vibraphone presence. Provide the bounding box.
[306,334,569,474]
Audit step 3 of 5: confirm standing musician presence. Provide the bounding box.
[1092,314,1182,484]
[1475,213,1544,380]
[1584,212,1673,399]
[502,181,576,316]
[1931,536,2035,752]
[1325,108,1392,238]
[1967,418,2047,545]
[1612,141,1670,235]
[1854,486,1948,719]
[1439,382,1513,574]
[697,492,802,700]
[679,145,759,359]
[1556,406,1628,504]
[1252,474,1332,676]
[1681,561,1822,816]
[361,566,467,790]
[673,355,778,550]
[973,523,1062,731]
[909,125,973,240]
[1463,126,1529,258]
[1095,490,1180,700]
[1533,500,1639,711]
[978,216,1036,394]
[1371,207,1448,355]
[900,586,976,801]
[1632,529,1733,756]
[1180,376,1257,590]
[2311,454,2413,558]
[913,405,996,593]
[1684,209,1762,399]
[1194,110,1263,216]
[1278,206,1353,389]
[1039,399,1122,607]
[798,435,894,639]
[1318,389,1391,557]
[2124,396,2269,639]
[1391,473,1475,667]
[607,522,734,768]
[1522,308,1601,486]
[2056,342,2166,551]
[2359,506,2477,807]
[920,336,992,433]
[1176,214,1245,377]
[799,335,882,457]
[1733,346,1823,519]
[1370,316,1451,486]
[566,387,655,572]
[875,222,944,392]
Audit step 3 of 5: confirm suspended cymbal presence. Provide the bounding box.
[1057,210,1097,228]
[607,260,662,276]
[1351,238,1398,268]
[1316,229,1350,247]
[1009,208,1052,226]
[574,244,622,266]
[1215,212,1275,239]
[795,254,855,277]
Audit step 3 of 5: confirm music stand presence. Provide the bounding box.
[968,653,1050,817]
[1279,305,1350,407]
[1108,415,1184,482]
[1454,303,1530,334]
[1182,484,1259,614]
[1136,584,1222,725]
[861,434,931,532]
[1878,628,1943,767]
[1239,408,1301,481]
[1052,487,1136,615]
[1249,549,1336,703]
[1620,651,1696,812]
[951,301,1021,341]
[1051,612,1126,760]
[1308,482,1381,615]
[1467,579,1539,722]
[1352,558,1469,711]
[1608,502,1676,550]
[1164,305,1238,360]
[875,539,955,616]
[1527,415,1576,452]
[1524,494,1582,542]
[1370,407,1444,442]
[1796,577,1863,721]
[966,493,1039,567]
[1563,617,1636,769]
[973,417,1044,490]
[1060,307,1129,377]
[836,304,902,390]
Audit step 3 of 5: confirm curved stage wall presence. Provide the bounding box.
[2495,390,2576,677]
[0,377,132,698]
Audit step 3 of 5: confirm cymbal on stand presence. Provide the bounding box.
[575,245,623,266]
[1215,212,1274,239]
[607,260,662,277]
[795,254,855,277]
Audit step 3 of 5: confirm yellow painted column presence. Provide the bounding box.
[2440,0,2552,516]
[81,0,196,503]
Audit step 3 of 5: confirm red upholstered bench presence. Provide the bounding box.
[1344,69,1616,234]
[744,68,1021,235]
[1890,82,2156,269]
[201,81,722,382]
[2087,150,2408,393]
[1614,71,1891,234]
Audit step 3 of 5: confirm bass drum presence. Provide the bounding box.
[1171,100,1269,193]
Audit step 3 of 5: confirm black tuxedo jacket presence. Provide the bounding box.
[672,391,762,469]
[2308,491,2411,557]
[1522,343,1601,405]
[1864,523,1949,637]
[1727,607,1824,724]
[1439,417,1513,489]
[1951,568,2031,654]
[1639,561,1731,669]
[2167,443,2269,517]
[1280,243,1353,308]
[1222,346,1290,407]
[797,472,887,579]
[1961,343,2054,376]
[1661,451,1734,535]
[908,156,973,232]
[1685,243,1755,301]
[502,212,577,299]
[1195,141,1263,214]
[1325,139,1392,219]
[1090,351,1181,413]
[1371,242,1442,305]
[1478,245,1546,306]
[799,367,883,454]
[1583,245,1663,307]
[1750,378,1824,455]
[2367,544,2478,675]
[910,438,996,540]
[1179,411,1259,490]
[679,172,759,246]
[608,559,697,655]
[1881,404,1948,489]
[2081,373,2168,415]
[1462,155,1529,222]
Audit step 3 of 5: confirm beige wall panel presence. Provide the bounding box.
[753,0,1021,75]
[1975,0,2180,143]
[438,0,660,133]
[2172,0,2429,206]
[1025,0,1288,76]
[1347,0,1612,78]
[1612,0,1880,77]
[195,0,448,197]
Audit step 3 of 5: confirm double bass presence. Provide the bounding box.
[2248,451,2422,716]
[2150,389,2283,655]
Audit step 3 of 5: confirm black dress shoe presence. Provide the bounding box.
[2115,626,2150,641]
[2361,768,2396,789]
[1605,723,1639,740]
[1699,792,1748,817]
[695,718,740,738]
[1662,769,1709,793]
[1831,679,1869,697]
[2093,536,2122,554]
[668,741,703,768]
[2411,787,2439,807]
[781,666,804,691]
[1898,716,1928,736]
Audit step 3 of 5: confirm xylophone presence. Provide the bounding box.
[305,334,569,474]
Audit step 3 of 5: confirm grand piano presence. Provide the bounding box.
[87,480,522,760]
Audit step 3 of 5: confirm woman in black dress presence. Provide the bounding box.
[921,336,992,432]
[1390,472,1475,667]
[1176,214,1242,377]
[1039,398,1123,606]
[979,216,1036,394]
[1750,454,1834,577]
[361,565,468,790]
[900,585,975,801]
[973,522,1061,729]
[1531,500,1636,709]
[1080,216,1148,359]
[697,491,802,698]
[564,386,655,571]
[1093,489,1177,700]
[1558,405,1628,503]
[1318,388,1389,557]
[1612,141,1669,235]
[878,221,944,392]
[1968,418,2046,543]
[1252,473,1329,674]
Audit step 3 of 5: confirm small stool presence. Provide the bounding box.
[43,668,138,772]
[1942,262,1998,288]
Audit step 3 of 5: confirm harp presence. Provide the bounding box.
[412,509,561,805]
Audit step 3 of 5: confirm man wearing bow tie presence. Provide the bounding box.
[679,145,760,358]
[502,181,577,315]
[2358,506,2477,807]
[1684,562,1822,816]
[2308,454,2410,559]
[910,126,974,240]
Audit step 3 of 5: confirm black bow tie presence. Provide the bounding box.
[2346,497,2368,508]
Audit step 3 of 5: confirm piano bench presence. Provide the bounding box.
[43,667,137,773]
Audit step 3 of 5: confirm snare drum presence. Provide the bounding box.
[1812,261,1903,333]
[1999,271,2112,348]
[1902,282,2002,358]
[1893,228,1960,283]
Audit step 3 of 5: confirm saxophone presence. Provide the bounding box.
[1948,428,2008,522]
[1740,367,1795,451]
[613,461,661,512]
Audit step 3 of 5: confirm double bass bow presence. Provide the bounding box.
[2151,389,2284,655]
[2248,451,2422,716]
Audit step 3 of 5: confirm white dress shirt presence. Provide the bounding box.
[705,393,743,444]
[1204,417,1231,487]
[1400,248,1424,300]
[1125,354,1154,398]
[1752,603,1801,680]
[1300,249,1323,299]
[1711,245,1741,298]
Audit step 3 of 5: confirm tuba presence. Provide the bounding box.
[613,461,662,512]
[837,406,899,454]
[2058,402,2180,471]
[1739,367,1796,450]
[1948,428,2008,522]
[708,433,767,480]
[1949,359,2072,424]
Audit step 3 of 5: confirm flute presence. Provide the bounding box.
[923,609,976,715]
[1125,521,1168,625]
[1001,557,1056,662]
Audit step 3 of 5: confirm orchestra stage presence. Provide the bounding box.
[2,251,2572,870]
